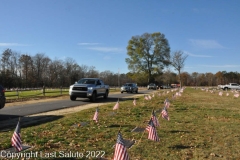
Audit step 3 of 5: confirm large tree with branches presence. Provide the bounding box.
[125,32,171,83]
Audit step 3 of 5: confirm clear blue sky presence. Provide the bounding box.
[1,0,239,74]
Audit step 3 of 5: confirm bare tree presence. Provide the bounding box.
[19,54,33,88]
[33,53,51,86]
[171,50,188,88]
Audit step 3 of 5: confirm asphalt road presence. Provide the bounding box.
[0,90,154,122]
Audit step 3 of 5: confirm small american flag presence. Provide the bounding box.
[151,110,160,127]
[144,95,149,100]
[133,98,136,106]
[11,120,22,152]
[234,93,239,98]
[93,107,99,123]
[219,92,223,96]
[148,95,152,100]
[165,101,170,108]
[113,131,130,160]
[161,108,169,121]
[146,119,160,142]
[113,100,120,110]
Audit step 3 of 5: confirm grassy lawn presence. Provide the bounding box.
[1,87,240,159]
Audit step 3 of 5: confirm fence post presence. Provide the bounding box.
[43,85,45,96]
[60,86,62,95]
[16,89,19,99]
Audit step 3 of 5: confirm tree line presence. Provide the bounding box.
[1,48,239,89]
[1,32,240,89]
[0,49,133,88]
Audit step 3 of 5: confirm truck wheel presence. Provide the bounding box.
[224,87,228,91]
[70,96,76,101]
[104,90,109,99]
[90,92,97,102]
[136,89,138,93]
[0,100,4,109]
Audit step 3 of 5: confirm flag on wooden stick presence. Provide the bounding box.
[151,110,160,127]
[164,98,170,108]
[113,131,130,160]
[219,92,223,96]
[11,119,22,152]
[93,107,99,123]
[146,119,160,142]
[161,108,169,121]
[133,98,136,106]
[113,99,120,110]
[148,95,152,100]
[234,93,239,98]
[144,95,149,100]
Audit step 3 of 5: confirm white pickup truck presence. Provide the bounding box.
[69,78,109,102]
[218,83,240,90]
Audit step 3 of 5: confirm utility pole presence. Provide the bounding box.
[118,68,120,87]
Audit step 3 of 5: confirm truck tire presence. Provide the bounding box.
[104,90,109,99]
[224,87,228,91]
[70,96,76,101]
[0,99,5,109]
[136,89,138,93]
[90,92,97,102]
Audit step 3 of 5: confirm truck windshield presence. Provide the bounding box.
[77,79,96,84]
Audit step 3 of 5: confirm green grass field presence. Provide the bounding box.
[1,87,240,159]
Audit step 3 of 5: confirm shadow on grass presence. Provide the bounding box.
[0,114,63,132]
[75,97,141,105]
[108,124,135,128]
[168,145,193,150]
[175,107,188,111]
[169,130,191,133]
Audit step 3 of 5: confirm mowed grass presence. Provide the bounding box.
[1,87,240,159]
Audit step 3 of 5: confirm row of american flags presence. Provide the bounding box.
[94,88,183,160]
[201,87,240,98]
[10,88,184,160]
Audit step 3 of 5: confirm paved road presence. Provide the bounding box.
[0,90,154,121]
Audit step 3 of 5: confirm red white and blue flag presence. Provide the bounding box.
[133,98,136,106]
[113,131,130,160]
[144,95,149,100]
[234,93,239,98]
[93,107,99,123]
[11,120,22,152]
[151,110,160,127]
[146,119,160,142]
[161,108,169,121]
[113,99,120,110]
[148,95,152,100]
